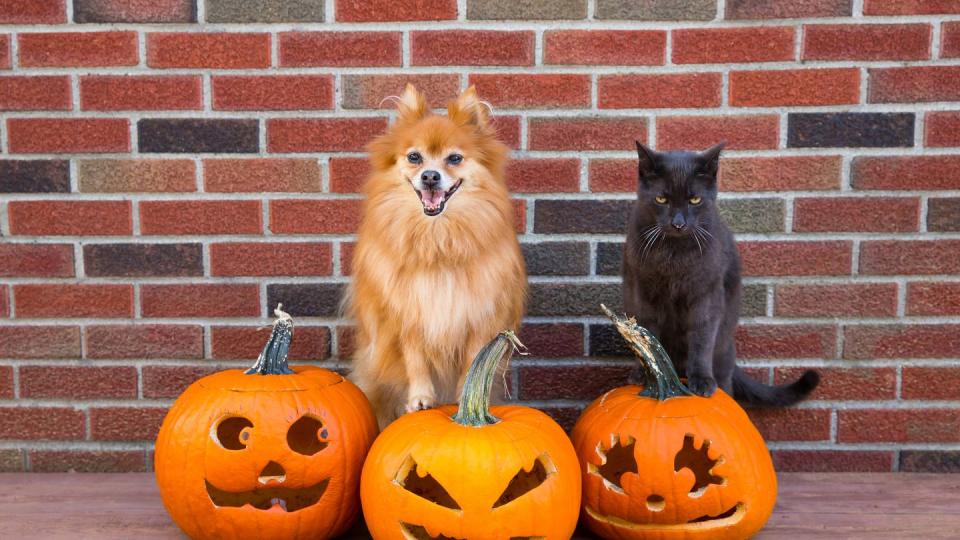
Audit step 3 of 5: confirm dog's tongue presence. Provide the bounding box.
[420,189,444,209]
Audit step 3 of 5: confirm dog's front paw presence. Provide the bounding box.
[405,394,435,413]
[687,375,718,397]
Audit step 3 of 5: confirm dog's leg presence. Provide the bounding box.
[403,345,435,413]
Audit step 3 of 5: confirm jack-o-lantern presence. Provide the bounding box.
[571,306,777,540]
[360,332,581,539]
[155,307,378,540]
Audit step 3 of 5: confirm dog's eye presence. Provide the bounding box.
[407,152,422,164]
[447,153,463,165]
[689,196,702,205]
[655,195,668,204]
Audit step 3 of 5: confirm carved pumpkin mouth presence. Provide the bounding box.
[585,502,745,530]
[205,478,330,512]
[399,522,543,540]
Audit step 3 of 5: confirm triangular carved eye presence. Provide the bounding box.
[395,456,460,510]
[493,453,555,508]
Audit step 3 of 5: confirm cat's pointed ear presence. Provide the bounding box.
[448,85,490,127]
[698,142,725,177]
[636,141,657,177]
[392,83,428,123]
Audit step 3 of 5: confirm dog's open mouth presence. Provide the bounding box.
[205,478,329,512]
[415,179,462,216]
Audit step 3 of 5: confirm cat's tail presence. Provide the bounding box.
[732,367,819,407]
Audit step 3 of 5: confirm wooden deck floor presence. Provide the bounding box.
[0,473,957,539]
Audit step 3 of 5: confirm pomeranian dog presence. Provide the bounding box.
[347,84,526,427]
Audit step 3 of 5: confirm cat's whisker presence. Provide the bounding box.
[692,228,703,256]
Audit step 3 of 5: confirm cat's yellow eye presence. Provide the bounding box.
[689,196,702,205]
[655,195,668,204]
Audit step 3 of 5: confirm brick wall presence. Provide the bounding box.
[1,0,959,474]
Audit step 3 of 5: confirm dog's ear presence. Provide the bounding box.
[448,85,490,127]
[394,83,428,123]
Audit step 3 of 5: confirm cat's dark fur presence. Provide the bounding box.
[622,142,819,406]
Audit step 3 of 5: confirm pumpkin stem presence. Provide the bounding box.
[245,304,295,375]
[452,331,527,427]
[600,304,694,400]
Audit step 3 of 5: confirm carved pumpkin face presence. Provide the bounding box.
[155,311,378,540]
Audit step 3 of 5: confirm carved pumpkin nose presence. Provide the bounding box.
[258,461,286,485]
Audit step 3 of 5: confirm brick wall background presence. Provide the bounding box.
[1,0,959,474]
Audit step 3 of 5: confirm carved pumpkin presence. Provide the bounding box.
[571,306,777,540]
[155,307,378,540]
[360,332,581,539]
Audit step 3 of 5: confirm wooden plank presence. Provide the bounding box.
[0,473,957,539]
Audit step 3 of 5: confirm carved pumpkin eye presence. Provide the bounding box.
[588,434,637,494]
[493,453,555,508]
[287,415,329,456]
[214,416,253,450]
[395,456,460,510]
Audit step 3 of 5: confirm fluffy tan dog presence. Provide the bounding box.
[347,84,526,428]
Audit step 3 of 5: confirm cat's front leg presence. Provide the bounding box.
[685,295,722,397]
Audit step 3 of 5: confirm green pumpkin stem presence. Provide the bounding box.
[601,304,694,400]
[452,331,527,427]
[245,305,295,375]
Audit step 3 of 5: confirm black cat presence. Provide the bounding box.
[622,142,819,406]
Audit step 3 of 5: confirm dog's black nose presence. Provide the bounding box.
[421,170,441,189]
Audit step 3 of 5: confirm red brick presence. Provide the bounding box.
[588,159,635,192]
[0,36,10,69]
[329,157,370,193]
[844,324,960,359]
[471,74,590,109]
[730,69,860,107]
[772,451,893,473]
[902,367,960,400]
[80,75,201,111]
[148,33,270,69]
[740,241,852,277]
[0,365,12,399]
[0,285,8,318]
[864,0,960,15]
[141,284,260,318]
[925,112,960,147]
[544,30,666,65]
[839,409,960,443]
[78,159,197,193]
[270,200,362,234]
[0,0,66,23]
[0,449,22,471]
[869,67,960,103]
[340,242,356,276]
[672,27,794,64]
[142,365,217,399]
[803,24,931,61]
[211,242,332,277]
[512,199,526,233]
[30,451,145,473]
[720,156,843,192]
[853,156,960,190]
[85,325,202,359]
[748,408,831,441]
[280,32,401,67]
[90,407,167,441]
[268,118,388,153]
[507,159,580,193]
[0,407,85,440]
[775,367,897,400]
[411,30,534,66]
[727,0,852,18]
[204,158,320,193]
[860,240,960,275]
[775,283,899,318]
[8,201,132,236]
[74,0,193,23]
[7,118,129,154]
[0,244,74,278]
[18,32,137,67]
[341,73,460,109]
[944,22,960,57]
[492,115,521,149]
[14,285,133,318]
[213,75,333,111]
[657,115,779,151]
[140,200,262,235]
[518,323,584,357]
[336,325,356,358]
[793,197,919,233]
[736,324,838,359]
[337,0,457,21]
[529,117,647,151]
[599,73,721,109]
[211,325,331,360]
[20,366,137,399]
[0,76,71,111]
[907,282,960,316]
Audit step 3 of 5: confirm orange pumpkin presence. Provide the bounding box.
[155,307,378,540]
[360,332,581,540]
[571,306,777,540]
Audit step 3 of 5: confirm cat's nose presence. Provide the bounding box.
[671,214,686,230]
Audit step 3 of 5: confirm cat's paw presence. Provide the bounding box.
[405,394,435,413]
[687,375,718,397]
